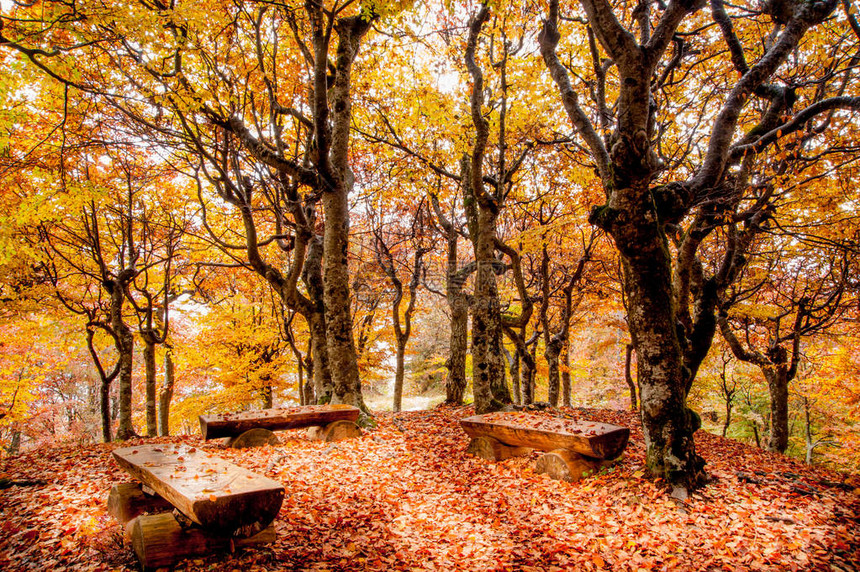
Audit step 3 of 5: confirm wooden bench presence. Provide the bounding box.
[109,444,284,570]
[460,412,630,482]
[199,404,362,447]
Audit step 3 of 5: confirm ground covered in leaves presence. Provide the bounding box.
[1,406,858,571]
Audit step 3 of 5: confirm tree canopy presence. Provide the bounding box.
[0,0,858,491]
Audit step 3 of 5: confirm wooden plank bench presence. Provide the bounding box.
[109,444,284,570]
[199,404,362,447]
[460,412,630,482]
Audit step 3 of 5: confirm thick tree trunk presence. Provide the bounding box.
[622,250,704,488]
[766,367,790,453]
[322,189,365,410]
[472,249,505,413]
[158,349,174,436]
[143,338,157,438]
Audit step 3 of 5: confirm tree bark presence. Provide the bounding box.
[143,337,157,437]
[302,237,333,403]
[621,240,703,486]
[561,341,572,407]
[766,366,790,453]
[504,345,521,405]
[545,339,562,407]
[109,270,136,441]
[446,293,469,404]
[624,343,638,410]
[158,349,174,436]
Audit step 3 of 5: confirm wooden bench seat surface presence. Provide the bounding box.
[460,412,629,459]
[199,404,360,440]
[112,444,284,534]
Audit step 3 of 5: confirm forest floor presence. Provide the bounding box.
[1,405,858,572]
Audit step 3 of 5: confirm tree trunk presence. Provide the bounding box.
[143,337,157,437]
[322,189,364,410]
[621,245,703,488]
[545,339,562,407]
[504,346,520,405]
[722,401,732,438]
[624,343,638,410]
[393,344,406,413]
[6,430,20,455]
[446,295,469,404]
[260,377,273,409]
[471,239,505,414]
[100,379,112,442]
[158,349,174,436]
[303,237,333,404]
[561,341,571,407]
[766,366,790,453]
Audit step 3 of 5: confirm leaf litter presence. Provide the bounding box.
[0,405,858,571]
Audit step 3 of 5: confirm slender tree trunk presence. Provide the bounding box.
[158,349,174,436]
[561,342,571,407]
[100,380,112,442]
[446,295,469,404]
[115,325,135,440]
[545,339,562,407]
[624,343,638,410]
[303,237,333,403]
[722,401,732,438]
[394,344,406,413]
[444,279,469,406]
[505,346,521,405]
[143,337,158,437]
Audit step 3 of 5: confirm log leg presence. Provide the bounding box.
[307,420,361,442]
[107,482,173,525]
[130,512,276,571]
[535,449,607,482]
[227,428,281,449]
[466,436,532,461]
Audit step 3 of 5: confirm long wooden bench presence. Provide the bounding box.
[460,412,630,482]
[109,444,284,570]
[199,404,362,447]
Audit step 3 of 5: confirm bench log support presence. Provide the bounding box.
[107,482,174,525]
[227,428,281,449]
[130,512,275,571]
[466,436,532,461]
[307,419,362,442]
